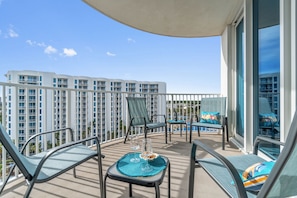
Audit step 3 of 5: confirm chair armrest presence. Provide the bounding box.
[151,114,167,122]
[21,128,73,153]
[253,136,285,155]
[189,139,248,198]
[44,136,103,159]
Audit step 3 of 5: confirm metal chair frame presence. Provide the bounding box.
[0,126,104,198]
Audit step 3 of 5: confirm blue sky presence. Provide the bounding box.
[0,0,221,93]
[259,25,280,74]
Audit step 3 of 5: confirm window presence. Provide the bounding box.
[236,18,244,137]
[257,0,280,158]
[274,76,277,82]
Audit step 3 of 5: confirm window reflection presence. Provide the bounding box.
[257,0,280,157]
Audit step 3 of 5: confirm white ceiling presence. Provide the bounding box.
[83,0,243,38]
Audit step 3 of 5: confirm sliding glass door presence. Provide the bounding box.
[236,19,244,138]
[256,0,280,158]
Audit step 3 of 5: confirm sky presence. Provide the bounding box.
[0,0,221,94]
[259,25,280,74]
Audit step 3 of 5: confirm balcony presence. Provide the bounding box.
[0,82,273,197]
[0,133,240,198]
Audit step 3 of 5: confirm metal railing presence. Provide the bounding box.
[0,82,220,184]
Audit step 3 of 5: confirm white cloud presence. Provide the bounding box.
[26,39,46,47]
[8,27,18,38]
[62,48,77,57]
[127,38,136,43]
[106,51,116,56]
[37,42,46,47]
[44,45,57,54]
[26,40,34,46]
[26,40,77,57]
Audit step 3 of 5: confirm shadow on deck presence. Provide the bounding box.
[1,132,242,198]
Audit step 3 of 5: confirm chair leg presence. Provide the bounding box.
[24,180,36,198]
[96,154,104,198]
[222,127,225,150]
[0,163,16,194]
[189,125,192,143]
[226,124,229,142]
[168,161,171,198]
[129,183,132,197]
[186,124,188,142]
[155,185,160,198]
[198,127,201,137]
[73,167,77,178]
[188,143,197,198]
[103,174,108,198]
[165,125,168,144]
[124,125,132,144]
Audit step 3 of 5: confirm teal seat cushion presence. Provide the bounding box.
[240,161,275,192]
[200,111,220,124]
[27,144,97,182]
[259,113,279,127]
[192,122,223,129]
[147,123,166,129]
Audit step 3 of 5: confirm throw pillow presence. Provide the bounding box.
[241,161,275,192]
[200,111,220,124]
[259,113,279,127]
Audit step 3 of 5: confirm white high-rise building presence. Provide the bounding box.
[5,70,166,150]
[259,72,280,118]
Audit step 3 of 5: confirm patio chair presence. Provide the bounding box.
[189,97,228,150]
[0,125,104,198]
[259,97,280,137]
[124,97,168,144]
[188,111,297,198]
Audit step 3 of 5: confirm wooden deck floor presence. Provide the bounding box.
[1,132,243,198]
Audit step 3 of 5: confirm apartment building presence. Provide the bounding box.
[259,72,280,118]
[5,70,166,150]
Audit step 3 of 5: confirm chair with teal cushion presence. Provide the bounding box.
[124,97,168,144]
[189,97,228,149]
[188,111,297,198]
[0,125,104,198]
